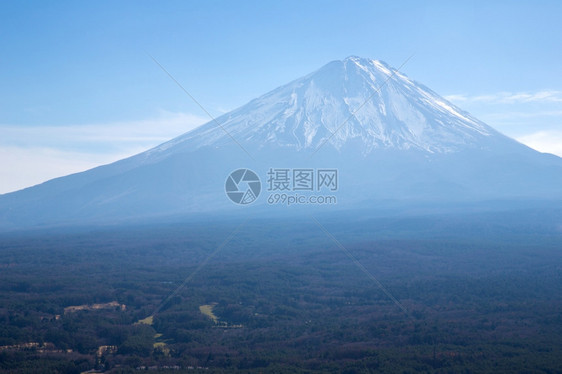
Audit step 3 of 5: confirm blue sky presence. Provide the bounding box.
[1,1,561,193]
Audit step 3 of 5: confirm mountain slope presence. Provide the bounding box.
[152,56,504,155]
[1,56,561,228]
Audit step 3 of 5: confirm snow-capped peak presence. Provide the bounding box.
[153,57,500,156]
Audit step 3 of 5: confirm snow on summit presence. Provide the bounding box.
[155,56,500,155]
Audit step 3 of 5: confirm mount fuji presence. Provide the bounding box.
[1,56,561,228]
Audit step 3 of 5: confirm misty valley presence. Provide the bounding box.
[2,0,562,371]
[1,54,562,374]
[0,209,561,373]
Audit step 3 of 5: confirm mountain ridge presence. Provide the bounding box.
[1,56,561,228]
[150,56,508,158]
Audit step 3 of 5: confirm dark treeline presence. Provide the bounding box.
[0,210,561,373]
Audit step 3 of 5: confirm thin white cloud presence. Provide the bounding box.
[444,89,562,140]
[0,112,207,194]
[517,131,562,157]
[445,90,562,104]
[0,146,141,194]
[0,112,207,150]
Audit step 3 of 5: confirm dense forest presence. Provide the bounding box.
[0,209,561,373]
